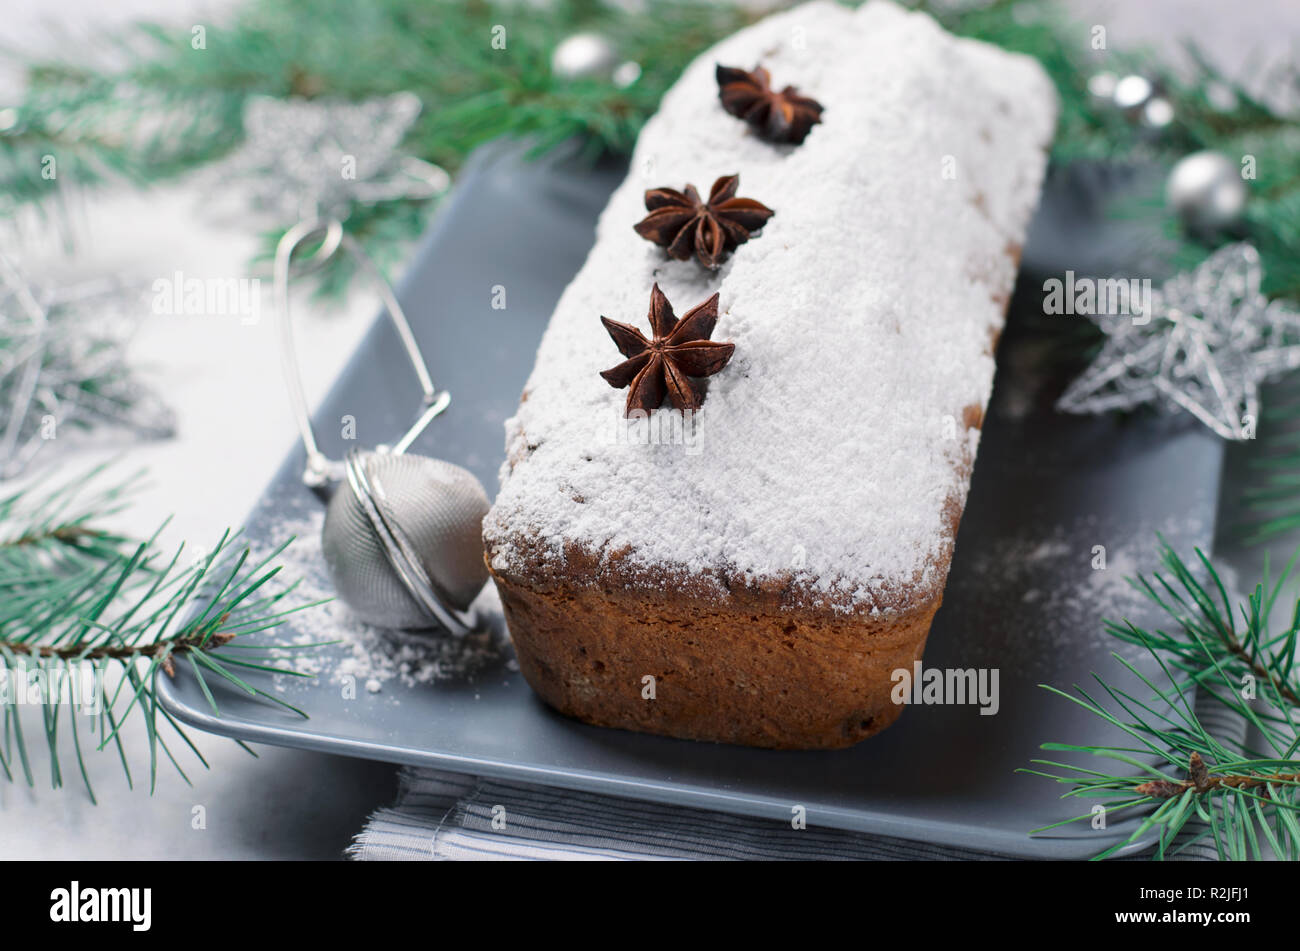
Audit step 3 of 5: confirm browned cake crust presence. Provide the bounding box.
[481,3,1054,750]
[485,257,1008,749]
[490,557,941,749]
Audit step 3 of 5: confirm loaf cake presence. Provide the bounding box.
[482,0,1057,749]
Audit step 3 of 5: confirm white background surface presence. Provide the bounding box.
[0,0,1296,859]
[1,0,399,859]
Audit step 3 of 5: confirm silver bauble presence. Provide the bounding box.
[321,451,490,630]
[1166,150,1247,236]
[1141,97,1174,129]
[612,61,642,89]
[1113,74,1154,113]
[1086,71,1118,105]
[551,32,621,82]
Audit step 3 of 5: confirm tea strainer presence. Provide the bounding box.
[274,218,489,635]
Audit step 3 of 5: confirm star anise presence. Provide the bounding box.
[715,64,823,145]
[633,174,774,270]
[599,284,735,415]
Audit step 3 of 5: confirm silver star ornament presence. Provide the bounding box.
[213,92,449,222]
[1056,243,1300,440]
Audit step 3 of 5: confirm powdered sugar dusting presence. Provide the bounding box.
[483,1,1057,613]
[945,512,1222,678]
[254,508,512,695]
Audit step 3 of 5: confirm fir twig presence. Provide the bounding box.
[1237,378,1300,543]
[5,0,1295,305]
[0,0,756,291]
[0,465,325,800]
[1135,752,1300,798]
[1027,540,1300,860]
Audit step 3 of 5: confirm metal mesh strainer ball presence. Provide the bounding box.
[273,215,488,635]
[321,451,489,631]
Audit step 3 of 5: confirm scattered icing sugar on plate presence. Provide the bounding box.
[247,509,514,696]
[944,511,1223,678]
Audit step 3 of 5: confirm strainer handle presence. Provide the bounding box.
[273,218,449,486]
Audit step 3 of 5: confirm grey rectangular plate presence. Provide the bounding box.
[159,140,1224,858]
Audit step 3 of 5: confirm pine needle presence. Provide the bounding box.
[0,467,325,800]
[1028,540,1300,859]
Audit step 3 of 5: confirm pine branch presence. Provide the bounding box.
[4,0,1297,308]
[1136,753,1300,798]
[2,626,234,669]
[1027,540,1300,860]
[0,465,328,801]
[1101,541,1300,736]
[1235,379,1300,543]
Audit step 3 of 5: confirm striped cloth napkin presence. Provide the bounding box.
[348,768,1008,860]
[349,690,1246,861]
